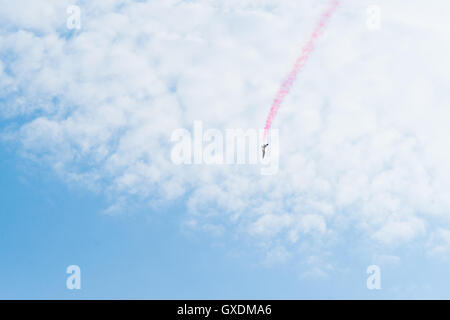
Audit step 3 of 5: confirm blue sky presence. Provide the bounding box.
[1,0,450,299]
[0,147,359,299]
[1,129,449,299]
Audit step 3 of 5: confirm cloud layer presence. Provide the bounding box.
[2,0,450,272]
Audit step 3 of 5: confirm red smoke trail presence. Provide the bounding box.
[263,0,340,141]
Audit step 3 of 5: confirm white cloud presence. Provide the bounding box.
[372,217,426,246]
[427,228,450,257]
[2,0,450,271]
[372,254,401,266]
[263,246,291,266]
